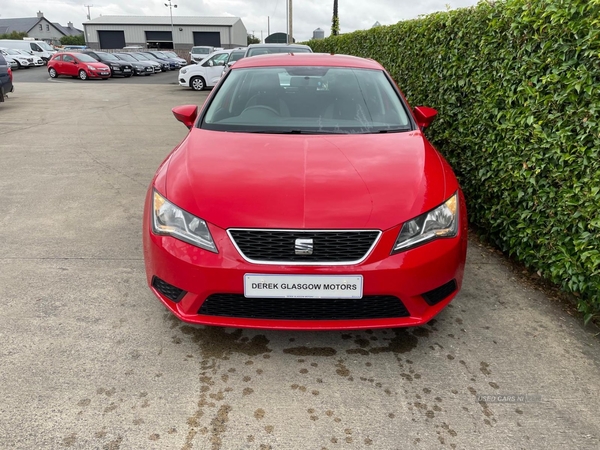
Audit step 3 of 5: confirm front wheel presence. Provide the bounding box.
[190,76,205,91]
[48,67,58,78]
[79,70,88,80]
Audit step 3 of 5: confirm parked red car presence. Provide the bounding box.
[143,53,468,330]
[47,52,110,80]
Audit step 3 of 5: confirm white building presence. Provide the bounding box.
[83,16,247,50]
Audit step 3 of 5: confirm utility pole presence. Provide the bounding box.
[164,1,178,48]
[288,0,293,43]
[84,5,93,21]
[267,16,270,37]
[285,1,289,44]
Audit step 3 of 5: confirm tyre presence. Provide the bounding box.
[48,67,58,78]
[190,76,206,91]
[79,70,88,80]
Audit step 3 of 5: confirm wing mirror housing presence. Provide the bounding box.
[413,106,438,129]
[172,105,199,129]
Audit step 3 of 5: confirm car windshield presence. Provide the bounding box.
[116,53,136,61]
[162,51,177,58]
[6,49,21,55]
[99,53,119,61]
[229,51,245,63]
[202,66,412,134]
[247,47,312,57]
[75,53,97,63]
[36,41,54,51]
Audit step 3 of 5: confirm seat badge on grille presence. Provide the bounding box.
[295,238,313,255]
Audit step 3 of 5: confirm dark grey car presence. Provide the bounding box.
[0,53,14,103]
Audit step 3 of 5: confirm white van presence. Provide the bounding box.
[189,46,214,63]
[179,49,232,91]
[0,40,56,63]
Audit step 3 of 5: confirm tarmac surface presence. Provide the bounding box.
[0,81,599,449]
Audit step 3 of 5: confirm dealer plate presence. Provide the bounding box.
[244,274,363,299]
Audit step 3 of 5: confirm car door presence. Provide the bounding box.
[62,54,77,76]
[51,54,63,74]
[203,52,230,85]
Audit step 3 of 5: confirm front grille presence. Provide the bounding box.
[228,229,380,264]
[198,294,409,320]
[421,279,457,305]
[151,276,187,303]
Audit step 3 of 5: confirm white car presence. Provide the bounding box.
[0,48,34,68]
[178,50,232,91]
[14,49,44,66]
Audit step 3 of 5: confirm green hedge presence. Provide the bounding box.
[308,0,600,320]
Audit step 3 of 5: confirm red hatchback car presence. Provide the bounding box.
[143,53,468,330]
[48,52,110,80]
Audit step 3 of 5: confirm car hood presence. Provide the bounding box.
[164,130,449,230]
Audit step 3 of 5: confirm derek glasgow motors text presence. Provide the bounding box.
[251,283,359,291]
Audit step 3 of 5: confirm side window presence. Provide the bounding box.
[63,55,74,63]
[53,55,62,61]
[31,44,41,52]
[39,24,42,31]
[203,53,227,67]
[46,25,50,31]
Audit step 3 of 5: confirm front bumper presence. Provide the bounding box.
[143,189,468,330]
[178,75,189,87]
[88,70,110,78]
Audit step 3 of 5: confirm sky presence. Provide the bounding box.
[0,0,480,42]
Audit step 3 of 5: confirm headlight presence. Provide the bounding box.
[111,65,119,69]
[392,193,459,253]
[87,65,96,70]
[152,190,217,253]
[180,68,187,74]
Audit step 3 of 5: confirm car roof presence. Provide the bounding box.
[232,53,383,70]
[247,43,311,49]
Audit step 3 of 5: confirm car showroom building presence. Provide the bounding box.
[83,16,247,50]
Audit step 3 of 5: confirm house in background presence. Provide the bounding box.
[0,11,83,45]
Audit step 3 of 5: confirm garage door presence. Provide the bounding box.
[145,31,173,42]
[98,30,126,49]
[193,32,221,47]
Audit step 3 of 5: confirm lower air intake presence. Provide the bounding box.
[152,276,186,303]
[198,294,410,320]
[421,279,457,306]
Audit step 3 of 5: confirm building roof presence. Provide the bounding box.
[0,16,83,36]
[0,17,41,34]
[53,23,83,36]
[83,15,241,26]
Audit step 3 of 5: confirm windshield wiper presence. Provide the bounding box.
[369,127,412,133]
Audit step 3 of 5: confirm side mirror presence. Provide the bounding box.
[413,106,438,129]
[172,105,199,129]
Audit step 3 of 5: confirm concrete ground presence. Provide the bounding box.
[0,81,599,450]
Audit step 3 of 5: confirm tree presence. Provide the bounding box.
[247,34,260,45]
[331,0,340,36]
[0,31,27,40]
[60,35,86,45]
